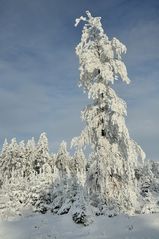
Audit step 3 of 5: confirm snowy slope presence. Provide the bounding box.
[0,213,159,239]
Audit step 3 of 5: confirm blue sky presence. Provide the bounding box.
[0,0,158,160]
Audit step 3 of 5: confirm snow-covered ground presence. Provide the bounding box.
[0,213,159,239]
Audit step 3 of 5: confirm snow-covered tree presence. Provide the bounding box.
[55,141,71,180]
[23,137,36,178]
[0,139,9,186]
[33,132,51,174]
[51,141,71,209]
[72,11,146,214]
[135,160,159,214]
[0,138,22,180]
[71,149,86,186]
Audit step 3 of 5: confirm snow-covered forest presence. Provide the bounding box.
[0,11,159,226]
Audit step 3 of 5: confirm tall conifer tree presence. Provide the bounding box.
[72,11,145,213]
